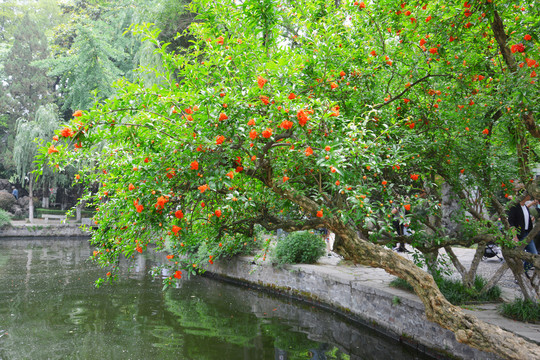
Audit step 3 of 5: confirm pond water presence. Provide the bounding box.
[0,238,434,360]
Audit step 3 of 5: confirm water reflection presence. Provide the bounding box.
[0,238,433,359]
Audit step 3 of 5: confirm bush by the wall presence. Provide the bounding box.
[390,275,501,305]
[0,209,11,228]
[0,191,15,212]
[500,298,540,323]
[273,231,326,265]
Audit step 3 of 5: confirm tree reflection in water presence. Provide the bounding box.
[0,238,432,359]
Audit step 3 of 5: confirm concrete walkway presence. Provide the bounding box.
[315,247,540,345]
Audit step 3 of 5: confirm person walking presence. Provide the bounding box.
[507,191,538,271]
[11,186,18,200]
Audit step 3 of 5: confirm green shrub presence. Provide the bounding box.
[500,298,540,323]
[0,209,11,228]
[273,231,326,265]
[390,275,501,305]
[0,192,15,212]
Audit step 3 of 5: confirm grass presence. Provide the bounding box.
[389,276,502,305]
[500,299,540,323]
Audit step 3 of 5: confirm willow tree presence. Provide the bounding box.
[14,104,60,216]
[42,0,540,358]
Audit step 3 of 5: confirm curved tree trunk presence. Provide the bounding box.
[328,220,539,359]
[269,182,540,358]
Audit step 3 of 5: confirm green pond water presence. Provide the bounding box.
[0,238,434,360]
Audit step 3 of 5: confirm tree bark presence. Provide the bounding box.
[329,221,540,359]
[28,172,34,223]
[271,184,540,358]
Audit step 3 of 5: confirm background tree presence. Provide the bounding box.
[0,14,52,179]
[14,104,60,219]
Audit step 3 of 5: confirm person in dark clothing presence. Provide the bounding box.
[507,192,538,270]
[392,207,411,253]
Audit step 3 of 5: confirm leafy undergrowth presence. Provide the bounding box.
[500,299,540,323]
[390,276,501,305]
[0,209,11,228]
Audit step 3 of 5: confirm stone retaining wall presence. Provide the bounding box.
[204,257,499,360]
[0,224,90,238]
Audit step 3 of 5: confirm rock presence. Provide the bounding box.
[16,196,30,208]
[0,179,11,192]
[15,196,37,213]
[0,190,15,212]
[11,205,23,218]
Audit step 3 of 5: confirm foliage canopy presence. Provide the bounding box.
[41,0,540,357]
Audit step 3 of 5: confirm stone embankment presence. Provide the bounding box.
[202,251,540,360]
[0,219,90,237]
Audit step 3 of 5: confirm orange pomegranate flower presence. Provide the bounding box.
[136,204,144,213]
[410,174,419,181]
[215,209,222,217]
[155,195,169,210]
[247,119,255,126]
[72,110,83,117]
[404,204,411,211]
[166,170,176,179]
[526,58,537,67]
[305,147,313,156]
[48,145,59,154]
[216,36,224,45]
[330,82,338,89]
[198,184,209,193]
[283,176,289,182]
[260,95,270,105]
[226,171,235,179]
[191,161,199,170]
[128,183,135,191]
[316,210,323,217]
[219,112,228,121]
[262,128,273,138]
[172,225,181,236]
[60,127,74,137]
[257,76,268,89]
[174,270,182,279]
[175,210,184,219]
[297,109,309,126]
[288,93,297,100]
[166,254,174,260]
[280,120,293,130]
[216,135,225,145]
